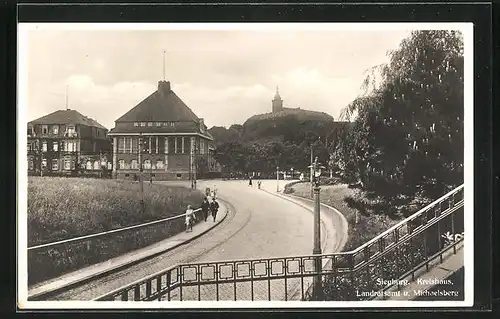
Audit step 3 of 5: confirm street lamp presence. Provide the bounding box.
[276,166,279,192]
[308,156,325,300]
[138,136,145,214]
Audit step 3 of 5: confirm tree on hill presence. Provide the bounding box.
[336,30,464,218]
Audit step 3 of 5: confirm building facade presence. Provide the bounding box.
[27,109,112,176]
[108,80,219,181]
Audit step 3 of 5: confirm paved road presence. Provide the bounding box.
[52,179,338,301]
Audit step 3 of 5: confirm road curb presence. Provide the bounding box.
[260,188,349,253]
[28,200,230,300]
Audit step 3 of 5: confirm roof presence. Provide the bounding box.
[108,126,213,140]
[29,109,108,130]
[115,81,199,123]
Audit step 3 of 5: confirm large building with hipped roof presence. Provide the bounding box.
[108,80,219,181]
[27,109,112,176]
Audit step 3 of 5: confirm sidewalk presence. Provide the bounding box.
[28,199,228,300]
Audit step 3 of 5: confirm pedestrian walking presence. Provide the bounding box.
[257,180,261,189]
[185,205,196,232]
[248,177,253,187]
[201,197,210,222]
[210,198,219,222]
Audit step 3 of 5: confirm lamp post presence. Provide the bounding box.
[310,143,314,198]
[138,136,145,214]
[276,166,279,192]
[308,156,325,300]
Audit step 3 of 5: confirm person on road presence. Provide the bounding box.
[185,205,197,232]
[210,198,219,222]
[257,180,261,189]
[201,197,210,222]
[248,177,253,187]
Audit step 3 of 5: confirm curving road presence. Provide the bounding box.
[48,179,345,301]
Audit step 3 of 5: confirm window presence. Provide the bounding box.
[41,158,47,170]
[147,122,153,127]
[52,159,58,171]
[156,160,164,169]
[175,137,182,154]
[131,160,138,169]
[143,159,151,170]
[86,161,92,170]
[156,122,162,127]
[65,141,77,152]
[94,161,100,170]
[27,126,33,136]
[140,122,146,127]
[118,137,125,153]
[64,158,71,170]
[66,125,76,137]
[42,141,47,152]
[118,160,125,169]
[53,142,58,152]
[27,142,32,151]
[118,137,134,153]
[134,122,139,127]
[184,137,191,154]
[107,162,113,170]
[42,125,48,134]
[28,157,34,170]
[52,125,59,135]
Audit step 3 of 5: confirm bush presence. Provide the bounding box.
[27,177,204,284]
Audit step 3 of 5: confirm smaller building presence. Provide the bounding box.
[27,109,112,176]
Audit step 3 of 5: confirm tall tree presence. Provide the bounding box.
[337,30,464,216]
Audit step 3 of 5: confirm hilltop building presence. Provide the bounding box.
[27,109,112,176]
[246,86,334,124]
[108,80,219,181]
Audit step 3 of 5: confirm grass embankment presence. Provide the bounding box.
[285,181,433,301]
[285,181,400,251]
[28,177,204,285]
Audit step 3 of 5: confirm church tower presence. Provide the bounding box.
[272,85,283,113]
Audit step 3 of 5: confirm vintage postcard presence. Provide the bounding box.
[17,22,473,309]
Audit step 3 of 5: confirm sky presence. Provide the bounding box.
[24,25,412,129]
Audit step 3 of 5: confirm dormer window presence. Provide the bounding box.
[52,125,59,135]
[156,122,162,127]
[42,125,48,135]
[140,122,146,127]
[147,122,153,127]
[134,122,139,127]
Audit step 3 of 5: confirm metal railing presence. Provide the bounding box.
[95,184,464,301]
[28,211,190,285]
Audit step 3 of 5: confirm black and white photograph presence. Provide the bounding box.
[17,23,473,308]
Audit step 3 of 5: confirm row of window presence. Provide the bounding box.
[28,140,78,152]
[29,158,112,171]
[133,122,175,127]
[28,125,77,136]
[116,136,206,154]
[118,159,165,170]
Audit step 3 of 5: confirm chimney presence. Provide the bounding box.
[158,80,171,95]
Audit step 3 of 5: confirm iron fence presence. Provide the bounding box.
[95,184,464,301]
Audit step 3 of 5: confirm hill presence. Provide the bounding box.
[209,109,346,147]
